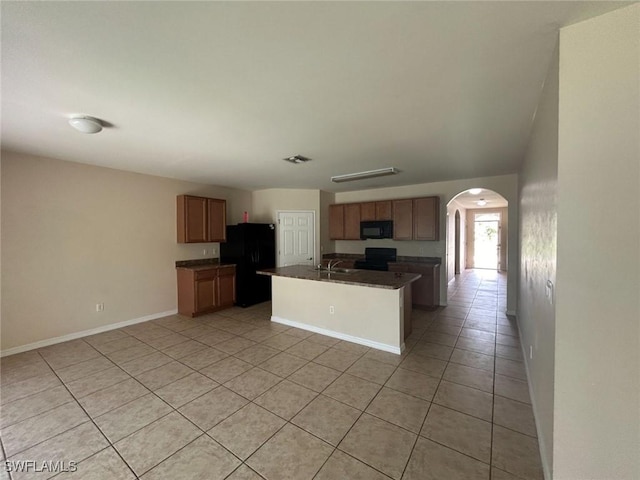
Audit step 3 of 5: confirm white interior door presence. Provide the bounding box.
[277,211,315,267]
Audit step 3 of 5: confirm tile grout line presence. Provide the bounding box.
[0,437,13,480]
[2,310,273,476]
[3,277,532,479]
[316,343,415,480]
[33,350,140,480]
[49,311,274,477]
[419,271,504,475]
[399,300,468,478]
[137,313,321,477]
[37,338,229,478]
[376,310,453,474]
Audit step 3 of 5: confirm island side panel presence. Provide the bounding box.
[270,276,403,353]
[403,285,412,339]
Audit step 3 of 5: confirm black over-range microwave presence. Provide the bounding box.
[360,220,393,239]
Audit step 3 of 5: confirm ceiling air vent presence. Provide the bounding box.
[283,154,312,164]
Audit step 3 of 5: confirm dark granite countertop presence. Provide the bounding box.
[322,253,441,266]
[322,253,364,260]
[393,257,441,266]
[175,258,235,270]
[257,265,421,290]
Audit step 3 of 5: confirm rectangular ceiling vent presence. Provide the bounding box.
[283,154,311,164]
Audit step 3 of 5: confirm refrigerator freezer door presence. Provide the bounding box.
[220,223,275,307]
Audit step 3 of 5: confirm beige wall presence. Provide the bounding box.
[319,190,335,257]
[518,40,559,479]
[555,5,639,479]
[0,151,252,352]
[445,199,467,283]
[334,174,519,312]
[251,188,322,264]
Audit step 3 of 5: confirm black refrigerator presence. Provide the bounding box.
[220,223,276,307]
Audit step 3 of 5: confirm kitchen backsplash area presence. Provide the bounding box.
[333,238,446,258]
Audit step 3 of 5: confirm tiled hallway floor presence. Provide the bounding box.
[1,269,543,479]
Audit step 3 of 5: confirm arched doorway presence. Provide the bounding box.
[446,188,509,278]
[446,187,510,314]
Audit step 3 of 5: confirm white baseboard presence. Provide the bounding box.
[515,313,552,480]
[1,309,178,357]
[271,315,403,355]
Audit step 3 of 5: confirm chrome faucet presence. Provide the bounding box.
[326,259,343,271]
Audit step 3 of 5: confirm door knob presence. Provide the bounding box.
[307,257,313,260]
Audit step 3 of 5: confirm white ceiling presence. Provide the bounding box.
[1,1,631,192]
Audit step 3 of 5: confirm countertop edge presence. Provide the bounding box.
[176,263,236,271]
[258,266,421,290]
[321,254,442,267]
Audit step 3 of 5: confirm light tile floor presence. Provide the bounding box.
[0,269,543,479]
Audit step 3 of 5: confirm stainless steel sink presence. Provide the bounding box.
[329,268,359,274]
[313,267,358,274]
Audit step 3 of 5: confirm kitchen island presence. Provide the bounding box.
[257,265,421,354]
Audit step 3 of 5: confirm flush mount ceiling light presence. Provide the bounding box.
[68,116,103,134]
[283,154,312,164]
[469,188,482,195]
[477,198,488,206]
[331,167,399,183]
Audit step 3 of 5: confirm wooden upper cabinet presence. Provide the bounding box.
[330,203,362,240]
[207,198,226,242]
[376,201,392,220]
[329,204,345,240]
[178,195,208,243]
[413,197,440,241]
[392,199,413,240]
[361,201,392,221]
[360,202,376,221]
[330,196,438,241]
[343,204,361,240]
[177,195,226,243]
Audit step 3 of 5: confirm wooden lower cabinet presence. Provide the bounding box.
[217,267,236,307]
[389,262,440,309]
[177,265,236,317]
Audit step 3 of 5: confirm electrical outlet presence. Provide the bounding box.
[329,305,335,314]
[202,249,208,256]
[419,247,425,255]
[96,303,104,312]
[212,247,217,256]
